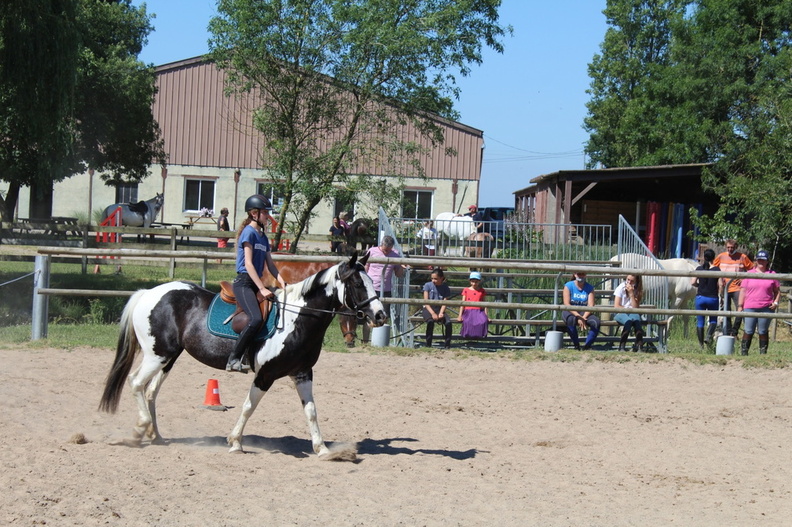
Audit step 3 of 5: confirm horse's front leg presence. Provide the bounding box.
[227,383,266,453]
[293,372,329,457]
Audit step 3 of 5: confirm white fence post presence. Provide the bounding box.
[31,254,51,340]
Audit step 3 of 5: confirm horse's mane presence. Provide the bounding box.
[276,263,340,303]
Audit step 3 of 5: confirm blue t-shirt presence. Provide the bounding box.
[565,280,594,306]
[236,225,271,274]
[423,280,452,301]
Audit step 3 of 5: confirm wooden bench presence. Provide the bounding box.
[407,315,668,352]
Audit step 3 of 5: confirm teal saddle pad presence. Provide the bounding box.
[206,294,279,341]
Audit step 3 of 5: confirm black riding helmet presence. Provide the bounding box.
[244,194,272,212]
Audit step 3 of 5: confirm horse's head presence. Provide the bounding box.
[337,251,387,327]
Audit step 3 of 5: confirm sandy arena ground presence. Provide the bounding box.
[1,346,791,526]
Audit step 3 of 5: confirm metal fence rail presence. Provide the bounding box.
[386,217,613,262]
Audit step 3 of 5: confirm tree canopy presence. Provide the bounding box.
[584,0,792,255]
[0,0,164,221]
[208,0,510,251]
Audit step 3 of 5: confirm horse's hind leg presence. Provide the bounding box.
[144,369,170,443]
[125,356,167,446]
[292,372,330,457]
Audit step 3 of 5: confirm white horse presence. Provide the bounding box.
[435,212,475,239]
[611,253,698,334]
[434,212,475,256]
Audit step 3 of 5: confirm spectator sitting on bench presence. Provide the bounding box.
[562,271,601,351]
[614,273,644,351]
[457,271,488,338]
[422,267,452,348]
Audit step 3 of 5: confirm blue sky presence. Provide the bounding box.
[134,0,608,208]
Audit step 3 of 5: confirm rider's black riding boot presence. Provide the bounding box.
[227,323,260,372]
[697,327,705,349]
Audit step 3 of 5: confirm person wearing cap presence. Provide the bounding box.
[562,271,600,350]
[464,204,485,232]
[226,194,287,372]
[737,250,780,355]
[458,271,488,338]
[713,240,754,336]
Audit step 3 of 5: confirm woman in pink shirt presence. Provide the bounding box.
[737,250,780,355]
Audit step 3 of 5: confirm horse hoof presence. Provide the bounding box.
[228,446,244,454]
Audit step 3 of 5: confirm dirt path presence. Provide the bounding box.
[1,346,790,525]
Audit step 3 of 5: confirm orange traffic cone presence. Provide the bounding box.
[202,379,226,411]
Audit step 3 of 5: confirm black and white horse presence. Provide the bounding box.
[99,252,387,458]
[101,193,164,227]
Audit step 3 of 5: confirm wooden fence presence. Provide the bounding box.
[28,249,792,353]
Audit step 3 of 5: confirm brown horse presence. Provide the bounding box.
[262,256,360,346]
[346,218,375,253]
[466,232,494,258]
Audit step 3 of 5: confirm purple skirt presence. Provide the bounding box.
[460,309,489,338]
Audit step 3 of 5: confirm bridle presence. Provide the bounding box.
[340,267,378,321]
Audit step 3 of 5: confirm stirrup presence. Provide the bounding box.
[226,358,251,373]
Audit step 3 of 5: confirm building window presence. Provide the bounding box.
[334,190,356,220]
[115,182,138,204]
[184,179,215,212]
[402,189,433,219]
[256,182,285,213]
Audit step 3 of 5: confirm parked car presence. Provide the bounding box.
[480,207,514,240]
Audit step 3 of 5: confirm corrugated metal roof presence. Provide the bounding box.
[153,57,482,181]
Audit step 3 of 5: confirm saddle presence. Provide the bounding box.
[128,200,149,215]
[219,281,273,334]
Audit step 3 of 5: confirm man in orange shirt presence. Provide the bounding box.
[713,240,754,336]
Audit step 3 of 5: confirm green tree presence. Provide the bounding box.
[584,0,690,168]
[209,0,509,251]
[684,0,792,253]
[0,0,80,221]
[585,0,792,255]
[0,0,164,222]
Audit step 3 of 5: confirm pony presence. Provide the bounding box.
[610,253,698,334]
[346,218,375,252]
[98,252,387,458]
[263,255,361,347]
[101,193,164,228]
[466,232,494,259]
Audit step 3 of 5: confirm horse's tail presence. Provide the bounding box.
[98,289,146,413]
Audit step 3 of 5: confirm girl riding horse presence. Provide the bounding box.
[227,194,287,372]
